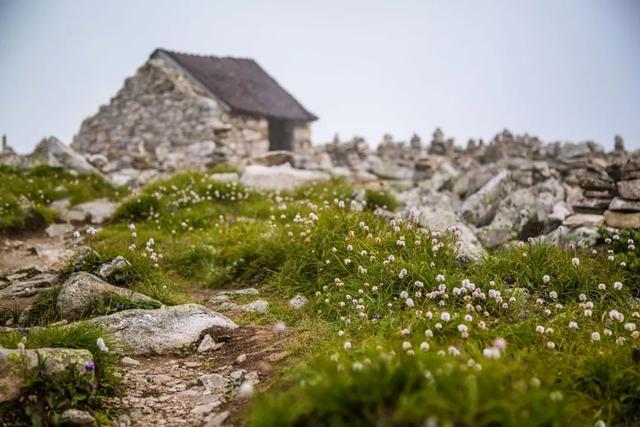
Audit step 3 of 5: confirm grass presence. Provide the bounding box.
[0,165,126,233]
[7,167,638,426]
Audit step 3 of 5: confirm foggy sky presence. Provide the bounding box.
[1,0,639,153]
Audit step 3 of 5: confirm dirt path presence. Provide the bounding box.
[1,230,293,426]
[106,322,292,426]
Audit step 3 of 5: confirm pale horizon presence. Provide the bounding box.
[1,0,639,153]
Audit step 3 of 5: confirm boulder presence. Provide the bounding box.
[1,347,94,403]
[457,170,511,227]
[240,164,329,192]
[73,199,117,224]
[57,272,159,320]
[541,225,600,248]
[87,304,237,355]
[27,137,100,175]
[617,179,640,200]
[418,206,485,260]
[563,214,604,229]
[476,180,565,248]
[603,211,640,229]
[608,197,640,212]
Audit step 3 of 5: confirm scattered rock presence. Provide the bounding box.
[59,409,97,427]
[73,199,117,224]
[199,373,228,393]
[45,223,74,238]
[121,356,141,367]
[87,304,237,355]
[197,334,216,353]
[98,255,131,278]
[57,272,159,320]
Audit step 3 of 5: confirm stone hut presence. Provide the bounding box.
[72,49,317,171]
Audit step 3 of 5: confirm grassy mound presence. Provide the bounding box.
[56,170,638,426]
[0,165,126,233]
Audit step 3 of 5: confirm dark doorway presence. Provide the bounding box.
[268,118,293,151]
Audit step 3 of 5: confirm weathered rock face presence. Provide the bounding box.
[476,179,565,248]
[71,57,311,173]
[457,170,512,227]
[56,272,159,320]
[28,137,101,175]
[87,304,237,355]
[1,347,94,403]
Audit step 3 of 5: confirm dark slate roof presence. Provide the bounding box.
[152,49,317,121]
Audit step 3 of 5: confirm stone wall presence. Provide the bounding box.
[71,57,284,172]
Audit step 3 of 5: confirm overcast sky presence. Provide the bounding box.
[1,0,639,153]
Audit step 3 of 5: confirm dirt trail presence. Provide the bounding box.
[1,231,292,426]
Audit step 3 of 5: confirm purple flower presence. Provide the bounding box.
[18,327,29,334]
[39,369,47,378]
[85,362,96,371]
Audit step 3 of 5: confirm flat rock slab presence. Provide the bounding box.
[603,210,640,229]
[88,304,237,355]
[240,164,329,192]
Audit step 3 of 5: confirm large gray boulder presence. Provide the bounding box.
[57,272,159,320]
[27,136,100,175]
[457,170,511,227]
[476,179,565,248]
[1,347,94,403]
[240,164,329,192]
[73,199,117,224]
[87,304,237,355]
[417,204,485,261]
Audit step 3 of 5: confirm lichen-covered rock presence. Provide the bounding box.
[476,180,565,248]
[57,272,158,320]
[457,170,511,227]
[0,346,94,403]
[87,304,237,355]
[617,179,640,200]
[98,255,131,278]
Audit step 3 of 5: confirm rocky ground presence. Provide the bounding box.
[1,129,640,426]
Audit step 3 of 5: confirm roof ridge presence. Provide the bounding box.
[155,48,255,62]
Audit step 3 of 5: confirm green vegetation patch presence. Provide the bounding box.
[0,165,126,233]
